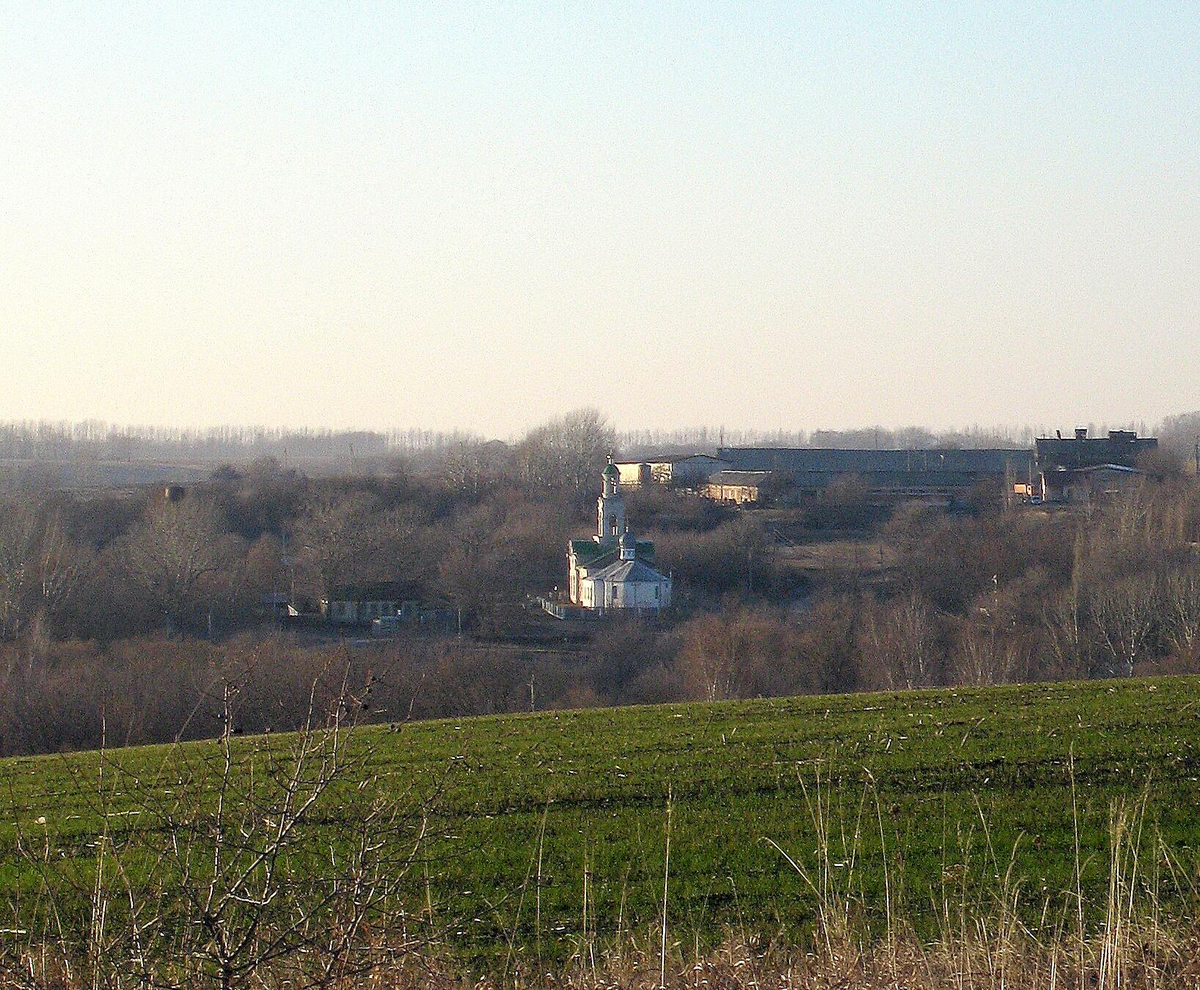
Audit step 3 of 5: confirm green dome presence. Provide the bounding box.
[603,462,619,478]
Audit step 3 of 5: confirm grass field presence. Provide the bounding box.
[3,676,1200,967]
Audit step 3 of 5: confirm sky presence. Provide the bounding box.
[3,2,1198,439]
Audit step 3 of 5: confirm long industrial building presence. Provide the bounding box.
[716,446,1035,495]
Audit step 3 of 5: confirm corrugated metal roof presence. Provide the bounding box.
[718,447,1034,474]
[615,453,726,466]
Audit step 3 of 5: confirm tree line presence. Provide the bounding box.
[2,408,1200,756]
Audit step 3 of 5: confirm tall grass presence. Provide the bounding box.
[5,779,1200,989]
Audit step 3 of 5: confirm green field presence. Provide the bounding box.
[4,677,1200,964]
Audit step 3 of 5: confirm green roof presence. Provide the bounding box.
[569,539,606,563]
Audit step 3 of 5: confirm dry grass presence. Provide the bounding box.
[9,931,1200,990]
[222,924,1200,990]
[8,787,1200,990]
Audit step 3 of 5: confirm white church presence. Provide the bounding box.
[566,458,672,612]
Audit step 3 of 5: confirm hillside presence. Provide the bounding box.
[3,677,1200,968]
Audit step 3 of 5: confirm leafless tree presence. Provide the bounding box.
[1038,531,1090,680]
[677,607,801,701]
[1040,589,1088,680]
[679,611,755,701]
[0,497,83,642]
[435,504,523,635]
[441,438,510,497]
[726,515,773,594]
[512,408,616,499]
[956,618,1023,686]
[290,492,420,599]
[857,592,939,690]
[1089,572,1159,677]
[123,496,239,631]
[1162,566,1200,660]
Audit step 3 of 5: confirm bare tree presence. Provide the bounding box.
[512,408,616,499]
[1089,572,1159,677]
[677,607,801,701]
[441,437,510,497]
[956,618,1023,686]
[678,611,755,701]
[1037,530,1090,680]
[123,496,238,631]
[1162,566,1200,660]
[435,503,522,636]
[1040,589,1088,680]
[0,497,83,642]
[857,592,939,690]
[291,492,384,599]
[726,515,773,594]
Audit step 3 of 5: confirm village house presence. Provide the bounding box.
[320,581,413,625]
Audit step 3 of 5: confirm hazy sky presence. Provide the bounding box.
[3,3,1197,438]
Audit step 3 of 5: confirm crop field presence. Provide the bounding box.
[3,677,1200,966]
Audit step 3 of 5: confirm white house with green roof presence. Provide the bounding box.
[566,458,672,611]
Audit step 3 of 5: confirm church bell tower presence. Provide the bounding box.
[596,456,625,544]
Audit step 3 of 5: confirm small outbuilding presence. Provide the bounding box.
[702,470,788,505]
[614,453,728,488]
[320,582,413,625]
